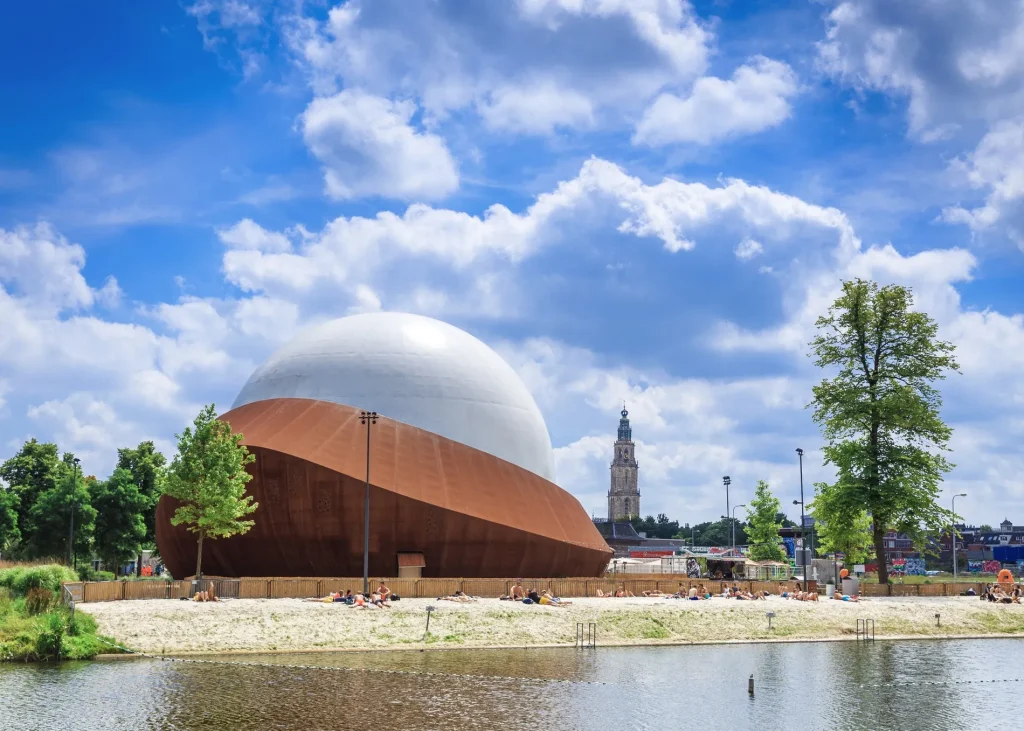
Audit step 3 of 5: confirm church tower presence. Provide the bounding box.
[608,405,640,521]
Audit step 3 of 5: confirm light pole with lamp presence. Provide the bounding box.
[732,504,746,553]
[66,457,80,568]
[360,411,378,597]
[796,448,807,593]
[952,493,967,581]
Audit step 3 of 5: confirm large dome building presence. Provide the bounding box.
[156,312,611,578]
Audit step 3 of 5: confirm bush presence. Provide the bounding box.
[34,612,66,660]
[0,565,78,597]
[25,588,55,616]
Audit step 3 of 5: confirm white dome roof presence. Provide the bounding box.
[232,312,556,481]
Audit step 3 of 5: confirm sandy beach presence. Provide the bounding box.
[80,595,1024,655]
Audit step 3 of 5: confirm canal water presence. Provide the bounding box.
[2,639,1021,730]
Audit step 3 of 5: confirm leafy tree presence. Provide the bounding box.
[115,441,166,545]
[27,455,96,562]
[747,480,785,561]
[0,486,20,555]
[776,512,797,528]
[0,439,61,556]
[92,468,148,573]
[978,524,993,533]
[162,405,258,578]
[692,519,747,547]
[630,513,680,539]
[810,279,958,584]
[811,482,875,565]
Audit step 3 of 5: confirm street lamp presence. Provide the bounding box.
[732,504,746,553]
[359,410,378,596]
[66,457,80,568]
[952,493,967,582]
[796,448,807,593]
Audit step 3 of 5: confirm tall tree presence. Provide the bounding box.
[0,439,61,556]
[810,482,874,565]
[810,279,958,584]
[92,468,148,572]
[162,405,258,578]
[27,455,96,561]
[747,480,786,561]
[115,441,166,545]
[0,486,20,555]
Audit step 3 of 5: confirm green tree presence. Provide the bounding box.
[162,405,258,578]
[27,455,96,562]
[92,468,148,573]
[115,441,166,545]
[692,519,747,547]
[811,482,874,565]
[746,480,785,561]
[978,524,993,532]
[0,486,20,555]
[810,279,958,585]
[0,439,61,556]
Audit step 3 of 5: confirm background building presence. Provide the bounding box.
[608,406,640,520]
[156,313,611,578]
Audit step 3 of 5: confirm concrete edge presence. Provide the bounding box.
[91,631,1024,661]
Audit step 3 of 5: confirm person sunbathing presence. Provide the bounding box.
[377,581,391,603]
[510,582,525,601]
[540,590,572,606]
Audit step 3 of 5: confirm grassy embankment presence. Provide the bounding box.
[0,564,119,661]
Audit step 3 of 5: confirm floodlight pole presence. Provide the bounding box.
[66,457,80,568]
[360,411,378,596]
[797,448,806,593]
[952,493,967,581]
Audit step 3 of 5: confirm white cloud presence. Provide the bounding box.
[286,0,711,132]
[477,80,595,134]
[300,89,459,201]
[817,0,1024,139]
[734,238,764,260]
[634,57,799,146]
[943,118,1024,241]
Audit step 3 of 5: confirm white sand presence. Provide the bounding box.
[80,595,1024,655]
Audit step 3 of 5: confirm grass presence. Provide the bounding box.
[0,564,121,662]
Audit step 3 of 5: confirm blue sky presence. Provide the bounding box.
[2,0,1023,526]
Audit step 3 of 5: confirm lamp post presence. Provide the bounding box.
[952,493,967,581]
[732,504,746,553]
[796,448,806,593]
[66,457,80,568]
[359,411,378,596]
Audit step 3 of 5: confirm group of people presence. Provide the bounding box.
[589,581,858,602]
[981,583,1022,603]
[498,582,572,606]
[307,582,393,608]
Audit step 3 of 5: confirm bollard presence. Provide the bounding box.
[748,674,754,695]
[935,613,941,627]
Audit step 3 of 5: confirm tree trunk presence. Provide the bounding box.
[195,533,204,580]
[136,552,142,577]
[873,525,889,588]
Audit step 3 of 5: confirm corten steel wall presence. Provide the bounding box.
[156,398,611,578]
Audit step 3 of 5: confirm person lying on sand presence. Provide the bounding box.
[615,587,634,598]
[540,590,572,606]
[439,591,478,603]
[642,590,668,598]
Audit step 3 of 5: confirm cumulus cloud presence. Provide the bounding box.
[943,118,1024,242]
[634,57,799,146]
[285,0,711,129]
[817,0,1024,139]
[734,238,764,260]
[300,89,459,201]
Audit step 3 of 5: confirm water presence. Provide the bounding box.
[2,640,1021,730]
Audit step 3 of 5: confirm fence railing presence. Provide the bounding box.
[64,576,822,603]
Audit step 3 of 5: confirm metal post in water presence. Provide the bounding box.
[748,674,754,695]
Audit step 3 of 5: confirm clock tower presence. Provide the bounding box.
[608,405,640,521]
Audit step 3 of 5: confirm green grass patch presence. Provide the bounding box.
[0,567,120,662]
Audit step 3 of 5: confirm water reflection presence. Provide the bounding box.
[2,640,1022,730]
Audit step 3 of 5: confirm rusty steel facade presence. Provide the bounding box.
[156,398,612,578]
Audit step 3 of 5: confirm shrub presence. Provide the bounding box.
[0,565,78,597]
[34,612,66,660]
[25,588,55,615]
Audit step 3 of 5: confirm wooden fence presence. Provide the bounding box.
[66,575,821,603]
